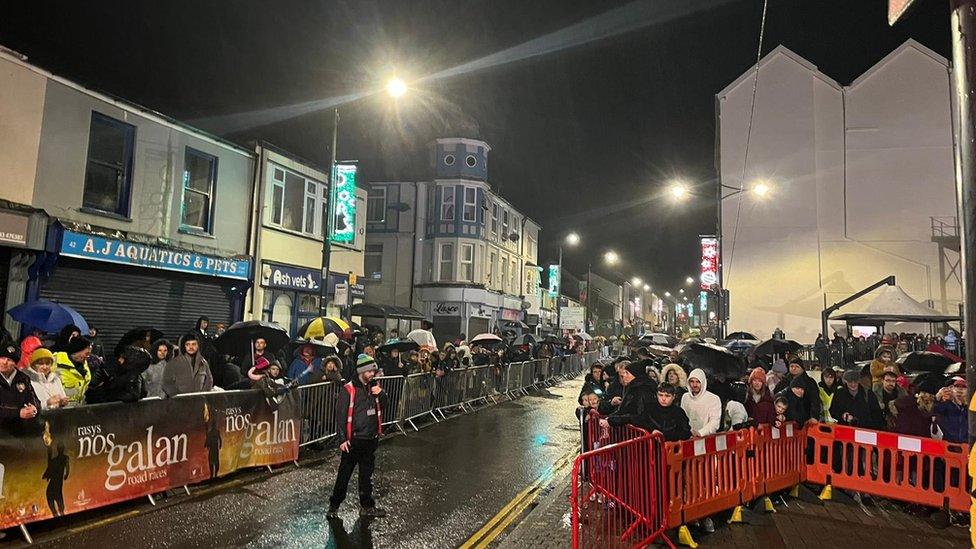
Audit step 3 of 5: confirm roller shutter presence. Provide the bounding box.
[40,258,236,354]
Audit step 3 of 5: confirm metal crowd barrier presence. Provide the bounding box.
[434,369,470,417]
[296,381,340,447]
[463,366,497,407]
[375,375,408,434]
[402,372,440,431]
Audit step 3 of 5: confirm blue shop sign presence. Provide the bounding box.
[60,229,251,280]
[260,262,320,292]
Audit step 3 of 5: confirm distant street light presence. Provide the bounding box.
[685,276,694,285]
[631,276,642,286]
[669,182,689,200]
[752,181,770,197]
[643,284,650,291]
[566,232,580,246]
[664,291,671,297]
[679,288,685,295]
[604,251,619,265]
[386,77,407,98]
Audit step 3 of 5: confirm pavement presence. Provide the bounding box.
[7,380,585,549]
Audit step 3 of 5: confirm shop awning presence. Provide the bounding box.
[350,302,426,321]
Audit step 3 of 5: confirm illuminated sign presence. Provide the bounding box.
[699,291,708,311]
[700,237,719,289]
[330,164,358,244]
[548,264,560,297]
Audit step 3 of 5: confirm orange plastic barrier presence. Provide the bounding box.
[806,423,970,512]
[752,423,805,495]
[664,429,754,526]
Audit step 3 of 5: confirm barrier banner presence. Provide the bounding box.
[0,389,299,529]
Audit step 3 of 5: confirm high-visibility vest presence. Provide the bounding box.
[344,382,383,440]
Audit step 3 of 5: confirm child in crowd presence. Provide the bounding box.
[773,396,788,428]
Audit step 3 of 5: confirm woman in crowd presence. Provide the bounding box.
[745,367,775,424]
[53,336,94,405]
[142,339,173,398]
[25,348,69,409]
[287,344,323,385]
[817,367,841,422]
[660,363,688,402]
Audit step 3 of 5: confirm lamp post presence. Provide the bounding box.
[555,232,580,335]
[318,77,406,316]
[585,250,618,335]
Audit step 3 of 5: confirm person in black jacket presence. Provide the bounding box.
[774,358,821,422]
[830,369,884,429]
[0,344,41,436]
[86,345,151,404]
[600,362,656,431]
[645,383,692,441]
[328,354,390,519]
[578,363,609,404]
[777,376,816,424]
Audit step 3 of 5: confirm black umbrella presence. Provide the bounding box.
[540,335,565,346]
[678,342,748,383]
[725,332,758,341]
[113,327,165,358]
[215,321,290,355]
[286,338,338,358]
[896,351,954,374]
[753,338,803,357]
[910,372,950,395]
[377,339,421,354]
[516,334,538,346]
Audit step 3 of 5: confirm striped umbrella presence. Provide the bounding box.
[296,316,358,341]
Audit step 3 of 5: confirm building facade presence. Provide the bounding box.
[717,40,960,342]
[245,144,366,335]
[365,138,541,344]
[1,49,255,347]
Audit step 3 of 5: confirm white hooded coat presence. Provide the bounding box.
[680,368,722,437]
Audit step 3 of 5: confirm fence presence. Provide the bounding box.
[571,418,972,548]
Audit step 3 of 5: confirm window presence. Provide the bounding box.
[463,187,477,222]
[510,259,518,293]
[444,154,456,166]
[486,251,496,287]
[502,209,510,240]
[441,187,455,220]
[367,187,387,223]
[526,234,537,260]
[181,148,217,232]
[459,243,474,282]
[439,243,455,281]
[490,204,498,238]
[267,162,323,237]
[465,155,477,167]
[83,112,135,216]
[500,257,508,292]
[365,244,383,280]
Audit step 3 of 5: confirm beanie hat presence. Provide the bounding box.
[356,353,378,374]
[748,367,766,386]
[63,336,92,356]
[0,344,21,363]
[789,376,807,390]
[771,359,787,374]
[625,361,647,379]
[842,369,860,384]
[30,348,55,365]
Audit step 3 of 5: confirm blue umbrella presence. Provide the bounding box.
[7,299,90,334]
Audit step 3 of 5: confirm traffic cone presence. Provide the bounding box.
[677,525,698,548]
[819,485,833,501]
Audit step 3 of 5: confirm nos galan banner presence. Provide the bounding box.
[0,390,299,529]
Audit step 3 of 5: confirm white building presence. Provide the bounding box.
[717,40,960,343]
[365,138,541,344]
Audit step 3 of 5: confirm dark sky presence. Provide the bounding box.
[0,0,950,292]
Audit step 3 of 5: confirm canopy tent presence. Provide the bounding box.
[829,285,959,323]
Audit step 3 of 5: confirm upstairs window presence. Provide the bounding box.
[267,162,323,237]
[441,187,455,221]
[83,112,135,216]
[459,243,474,282]
[181,147,218,233]
[367,187,387,223]
[365,244,383,280]
[463,187,477,222]
[439,243,455,281]
[491,203,498,238]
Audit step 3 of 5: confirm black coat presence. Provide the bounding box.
[335,378,390,442]
[0,369,41,436]
[86,360,148,404]
[606,377,656,430]
[645,401,692,442]
[774,372,821,420]
[830,386,884,430]
[777,387,814,424]
[578,374,610,404]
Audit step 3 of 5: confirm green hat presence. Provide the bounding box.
[356,354,378,374]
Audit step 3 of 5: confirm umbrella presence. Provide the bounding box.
[896,351,955,374]
[215,320,290,355]
[573,332,594,341]
[516,334,539,346]
[501,320,530,330]
[725,331,758,341]
[945,362,964,375]
[378,339,421,354]
[7,299,89,334]
[644,345,674,357]
[406,329,437,350]
[753,338,803,357]
[113,327,165,359]
[296,316,359,341]
[678,342,748,383]
[910,372,950,395]
[286,338,338,358]
[470,333,503,344]
[540,335,565,346]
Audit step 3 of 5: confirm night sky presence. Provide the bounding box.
[0,0,951,293]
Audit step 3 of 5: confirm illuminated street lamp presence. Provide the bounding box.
[679,288,685,295]
[386,77,407,98]
[556,231,581,333]
[664,291,671,297]
[643,284,650,292]
[685,276,694,285]
[631,276,642,286]
[566,232,580,246]
[604,250,619,265]
[668,181,689,200]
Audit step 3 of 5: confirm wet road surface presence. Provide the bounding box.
[31,383,583,549]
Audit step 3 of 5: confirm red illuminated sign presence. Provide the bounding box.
[700,237,718,290]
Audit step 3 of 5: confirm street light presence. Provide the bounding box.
[685,276,694,285]
[679,288,685,295]
[664,291,671,297]
[752,181,770,197]
[566,232,580,246]
[386,77,407,98]
[631,276,642,286]
[643,284,650,292]
[604,251,619,265]
[669,181,689,200]
[556,231,581,336]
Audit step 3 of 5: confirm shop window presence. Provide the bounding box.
[367,187,387,223]
[181,147,218,233]
[365,244,383,280]
[441,187,455,221]
[267,161,323,237]
[459,243,474,282]
[439,243,454,281]
[82,112,135,216]
[462,187,477,222]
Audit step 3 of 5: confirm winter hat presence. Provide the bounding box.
[63,336,92,356]
[30,348,55,365]
[624,361,648,379]
[748,367,766,386]
[874,345,895,360]
[842,369,860,384]
[0,343,21,363]
[120,346,152,371]
[789,376,807,390]
[356,353,378,374]
[254,356,271,372]
[771,359,787,374]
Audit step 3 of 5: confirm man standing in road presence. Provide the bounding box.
[328,354,389,519]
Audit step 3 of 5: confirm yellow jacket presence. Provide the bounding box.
[53,351,92,405]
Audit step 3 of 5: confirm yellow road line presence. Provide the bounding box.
[68,510,142,533]
[461,449,577,549]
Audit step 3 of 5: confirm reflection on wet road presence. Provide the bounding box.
[37,384,582,548]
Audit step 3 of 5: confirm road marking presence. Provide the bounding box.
[460,447,576,549]
[68,510,141,533]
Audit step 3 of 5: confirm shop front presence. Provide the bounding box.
[258,263,366,335]
[0,204,47,336]
[36,224,251,352]
[418,286,525,345]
